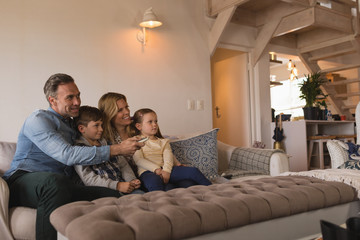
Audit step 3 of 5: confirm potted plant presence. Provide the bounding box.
[299,72,327,120]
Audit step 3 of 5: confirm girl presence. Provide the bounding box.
[130,108,211,191]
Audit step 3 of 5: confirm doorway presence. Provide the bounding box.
[211,48,251,147]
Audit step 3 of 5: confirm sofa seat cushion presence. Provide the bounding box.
[220,169,267,179]
[9,207,36,240]
[50,176,357,240]
[0,141,16,176]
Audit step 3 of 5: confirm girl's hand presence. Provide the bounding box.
[130,179,141,189]
[117,181,135,193]
[161,171,170,184]
[154,168,162,176]
[174,157,186,166]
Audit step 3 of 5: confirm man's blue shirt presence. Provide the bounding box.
[3,107,110,179]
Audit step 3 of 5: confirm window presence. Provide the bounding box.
[271,77,306,118]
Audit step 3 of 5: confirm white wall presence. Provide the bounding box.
[0,0,213,142]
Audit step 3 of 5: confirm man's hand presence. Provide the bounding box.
[110,136,144,156]
[116,182,135,193]
[161,171,170,184]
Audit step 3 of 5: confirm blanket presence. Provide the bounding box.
[281,169,360,197]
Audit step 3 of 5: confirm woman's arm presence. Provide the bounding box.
[115,155,138,182]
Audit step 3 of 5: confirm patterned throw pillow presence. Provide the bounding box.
[338,160,360,170]
[335,141,360,170]
[170,129,219,180]
[345,142,360,160]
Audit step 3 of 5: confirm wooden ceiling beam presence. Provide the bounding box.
[207,0,250,17]
[209,6,237,56]
[280,0,313,7]
[251,18,282,66]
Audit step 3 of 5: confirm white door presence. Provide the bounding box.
[211,48,251,148]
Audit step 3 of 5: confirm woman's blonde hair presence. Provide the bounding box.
[129,108,163,138]
[98,92,127,144]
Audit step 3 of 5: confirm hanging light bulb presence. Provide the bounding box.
[287,60,294,70]
[290,71,295,81]
[293,64,298,77]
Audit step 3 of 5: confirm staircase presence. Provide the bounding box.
[298,36,360,120]
[207,0,360,119]
[297,1,360,120]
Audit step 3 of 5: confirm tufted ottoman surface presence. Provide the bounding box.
[50,176,357,240]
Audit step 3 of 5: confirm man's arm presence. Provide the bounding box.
[23,111,143,166]
[110,136,144,157]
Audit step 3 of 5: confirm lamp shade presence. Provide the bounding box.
[139,7,162,28]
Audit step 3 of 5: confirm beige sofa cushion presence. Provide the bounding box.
[9,207,36,240]
[50,176,357,240]
[0,142,16,176]
[0,141,36,240]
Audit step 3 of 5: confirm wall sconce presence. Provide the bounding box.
[269,52,282,64]
[137,7,162,46]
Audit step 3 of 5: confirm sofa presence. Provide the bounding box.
[0,135,289,240]
[51,176,358,240]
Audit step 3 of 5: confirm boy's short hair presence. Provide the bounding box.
[75,106,103,127]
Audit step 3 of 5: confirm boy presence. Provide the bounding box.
[74,105,142,194]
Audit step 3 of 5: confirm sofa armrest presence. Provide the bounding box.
[217,141,289,176]
[269,152,290,176]
[0,177,13,240]
[217,141,236,173]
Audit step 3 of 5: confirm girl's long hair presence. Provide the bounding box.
[129,108,163,139]
[98,92,127,144]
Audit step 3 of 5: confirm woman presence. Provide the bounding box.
[98,92,185,191]
[98,92,139,175]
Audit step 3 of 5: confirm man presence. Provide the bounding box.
[3,73,144,240]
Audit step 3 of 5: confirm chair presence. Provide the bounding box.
[308,135,336,169]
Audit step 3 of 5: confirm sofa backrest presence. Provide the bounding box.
[0,141,16,176]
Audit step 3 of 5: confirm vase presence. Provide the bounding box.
[319,109,327,120]
[303,107,319,120]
